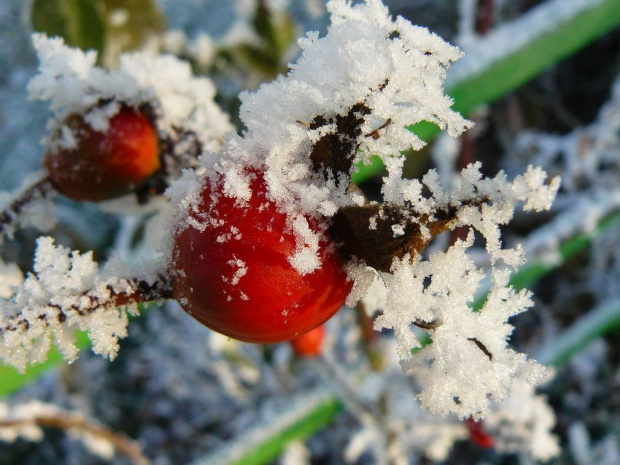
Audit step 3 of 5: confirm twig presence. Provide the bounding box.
[476,0,495,35]
[315,354,381,423]
[0,275,173,336]
[536,297,620,366]
[0,409,150,465]
[0,174,55,239]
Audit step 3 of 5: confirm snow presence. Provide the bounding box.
[171,0,471,275]
[484,377,560,461]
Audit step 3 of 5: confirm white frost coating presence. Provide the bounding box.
[0,237,163,371]
[484,378,560,461]
[171,0,470,274]
[447,0,606,86]
[236,0,470,208]
[288,215,321,274]
[0,261,23,299]
[227,258,248,285]
[344,262,383,309]
[27,34,232,153]
[186,33,216,69]
[342,338,470,464]
[376,231,549,418]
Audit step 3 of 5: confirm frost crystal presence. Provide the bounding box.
[373,162,559,418]
[0,237,165,371]
[485,378,560,461]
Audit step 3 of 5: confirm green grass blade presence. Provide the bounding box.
[537,298,620,366]
[192,387,342,465]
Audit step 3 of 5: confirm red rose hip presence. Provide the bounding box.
[465,418,495,449]
[44,106,160,201]
[170,171,352,343]
[290,324,325,357]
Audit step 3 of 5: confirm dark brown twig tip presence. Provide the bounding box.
[0,175,55,238]
[468,337,493,361]
[413,319,442,330]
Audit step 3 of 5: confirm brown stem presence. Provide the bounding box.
[356,302,378,345]
[0,175,55,238]
[308,80,390,181]
[0,411,150,465]
[330,203,459,272]
[476,0,495,35]
[138,126,204,204]
[413,318,442,330]
[451,133,476,246]
[468,337,493,361]
[0,276,173,336]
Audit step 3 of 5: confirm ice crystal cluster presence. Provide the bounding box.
[371,164,559,418]
[484,377,560,460]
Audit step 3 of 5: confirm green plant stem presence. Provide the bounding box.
[190,387,342,465]
[351,0,620,184]
[537,297,620,366]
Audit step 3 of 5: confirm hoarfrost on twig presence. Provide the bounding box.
[0,237,170,371]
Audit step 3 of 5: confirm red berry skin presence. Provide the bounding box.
[171,171,352,343]
[44,106,160,201]
[291,324,325,357]
[465,418,495,449]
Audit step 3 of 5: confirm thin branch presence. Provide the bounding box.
[467,337,493,360]
[414,318,442,330]
[0,276,173,336]
[476,0,495,35]
[0,174,55,239]
[0,410,150,465]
